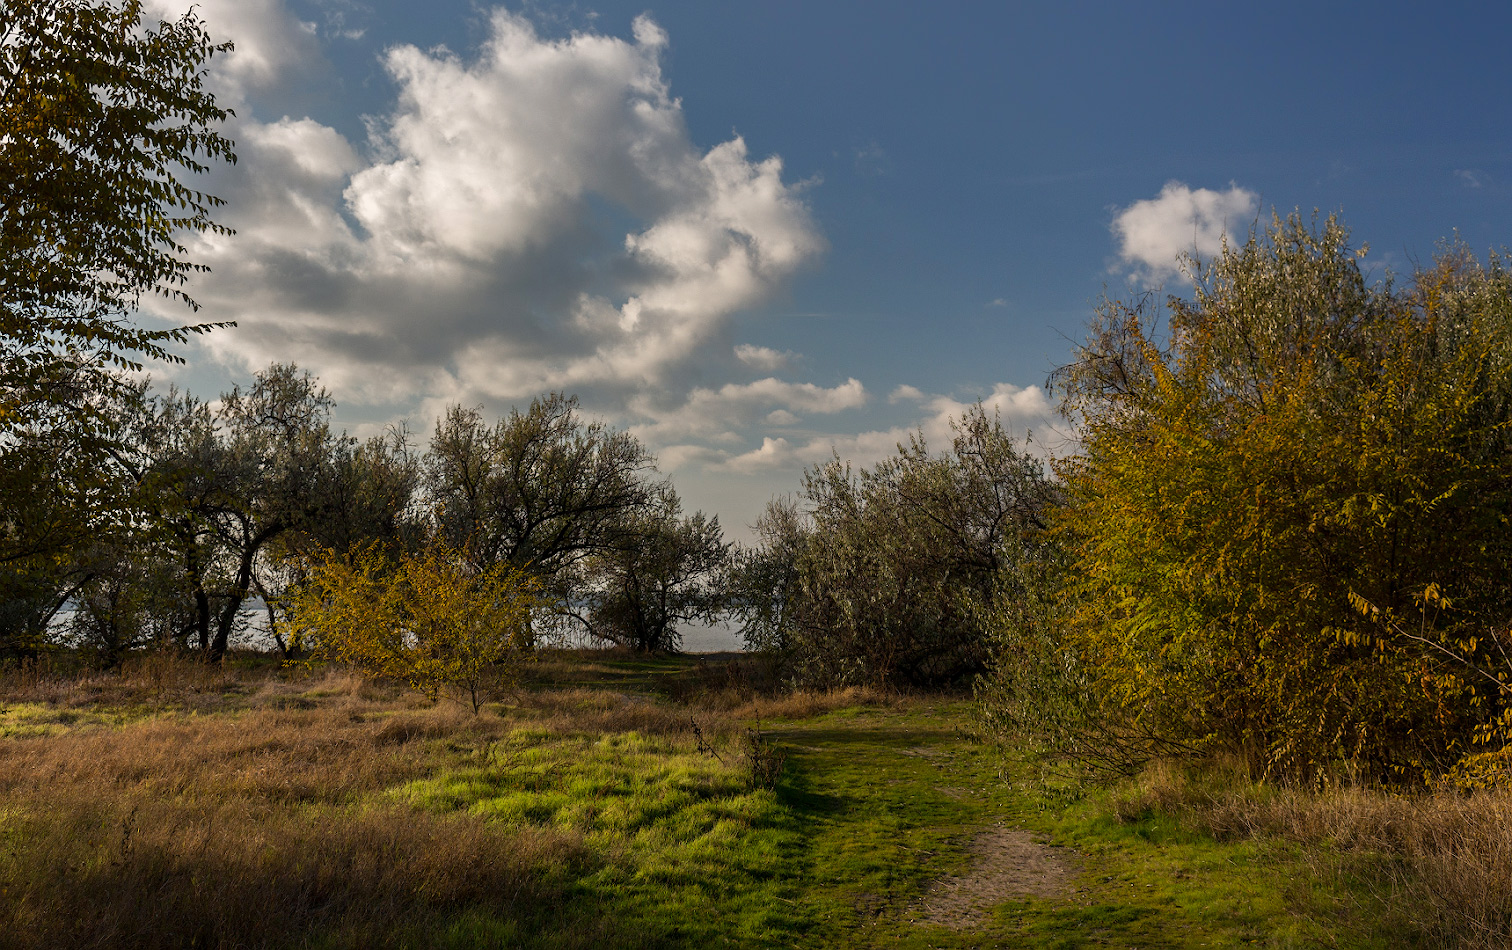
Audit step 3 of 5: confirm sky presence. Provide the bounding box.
[140,0,1512,545]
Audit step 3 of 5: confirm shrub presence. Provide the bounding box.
[282,540,542,712]
[1023,214,1512,781]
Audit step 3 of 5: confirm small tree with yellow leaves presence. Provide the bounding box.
[282,540,541,712]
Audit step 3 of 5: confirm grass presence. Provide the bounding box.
[0,651,1450,948]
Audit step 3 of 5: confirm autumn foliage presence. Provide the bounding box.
[282,540,542,712]
[985,215,1512,783]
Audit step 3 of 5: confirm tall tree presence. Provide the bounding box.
[199,366,345,659]
[0,0,235,654]
[426,394,656,582]
[0,0,235,423]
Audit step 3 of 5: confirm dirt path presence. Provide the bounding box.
[915,825,1080,929]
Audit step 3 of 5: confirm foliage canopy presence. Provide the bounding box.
[1009,214,1512,782]
[0,0,235,425]
[735,406,1051,688]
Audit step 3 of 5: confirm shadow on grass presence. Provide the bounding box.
[0,798,640,950]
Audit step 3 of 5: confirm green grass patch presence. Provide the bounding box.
[0,654,1416,948]
[388,692,1402,948]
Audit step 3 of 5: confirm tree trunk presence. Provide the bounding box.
[210,547,255,661]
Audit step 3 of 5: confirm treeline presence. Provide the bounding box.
[737,214,1512,787]
[1,372,727,665]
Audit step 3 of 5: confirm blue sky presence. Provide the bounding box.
[144,0,1512,540]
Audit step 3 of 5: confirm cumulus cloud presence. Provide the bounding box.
[734,343,797,371]
[1111,181,1257,283]
[148,9,823,419]
[629,377,866,443]
[712,382,1061,474]
[144,0,325,103]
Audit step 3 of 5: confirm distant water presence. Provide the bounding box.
[549,619,746,653]
[678,620,745,654]
[236,599,745,654]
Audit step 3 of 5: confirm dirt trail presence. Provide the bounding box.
[916,826,1080,929]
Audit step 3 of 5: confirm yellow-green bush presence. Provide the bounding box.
[283,540,542,711]
[992,214,1512,782]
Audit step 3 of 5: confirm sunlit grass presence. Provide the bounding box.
[0,652,1428,948]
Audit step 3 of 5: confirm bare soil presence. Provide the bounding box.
[916,825,1080,929]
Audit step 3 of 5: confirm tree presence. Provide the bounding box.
[294,428,423,559]
[258,427,423,657]
[128,385,228,654]
[126,365,356,661]
[425,394,659,633]
[63,541,183,666]
[0,375,148,658]
[1044,214,1512,781]
[577,488,729,652]
[283,539,541,713]
[0,0,235,655]
[727,496,808,657]
[195,366,349,660]
[20,366,424,666]
[743,407,1050,688]
[0,0,235,427]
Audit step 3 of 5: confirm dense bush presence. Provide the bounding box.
[982,214,1512,783]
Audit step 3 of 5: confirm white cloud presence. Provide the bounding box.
[734,343,797,371]
[1456,169,1486,189]
[144,0,324,103]
[723,436,797,472]
[1111,181,1257,283]
[713,382,1062,474]
[151,10,823,419]
[629,377,866,443]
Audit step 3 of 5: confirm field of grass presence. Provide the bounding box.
[0,651,1446,948]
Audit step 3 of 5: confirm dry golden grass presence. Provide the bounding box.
[0,796,586,950]
[514,685,703,737]
[727,684,897,720]
[0,650,882,948]
[0,650,252,709]
[0,662,610,950]
[1114,761,1512,948]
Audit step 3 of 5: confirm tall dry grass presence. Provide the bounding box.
[1114,762,1512,948]
[0,650,250,708]
[0,798,585,950]
[0,650,873,947]
[0,665,601,949]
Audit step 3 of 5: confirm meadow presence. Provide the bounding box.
[2,650,1496,949]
